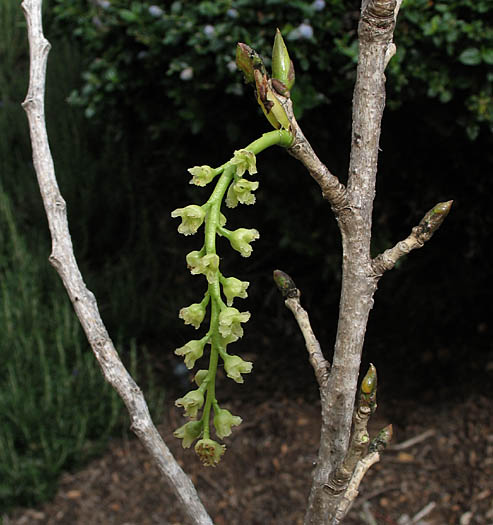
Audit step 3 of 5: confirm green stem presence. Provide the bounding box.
[245,129,293,153]
[202,296,220,439]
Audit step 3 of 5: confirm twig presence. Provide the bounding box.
[391,429,436,451]
[273,270,329,389]
[331,452,381,524]
[372,201,453,276]
[20,1,213,524]
[411,501,436,523]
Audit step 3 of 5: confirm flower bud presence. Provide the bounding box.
[229,228,260,257]
[195,438,226,467]
[218,307,251,341]
[179,301,207,329]
[230,149,257,177]
[222,354,253,384]
[186,251,220,283]
[193,369,209,386]
[221,277,249,306]
[187,165,216,186]
[226,179,259,208]
[175,339,206,369]
[171,205,206,236]
[272,29,295,91]
[175,389,205,418]
[214,408,242,438]
[174,420,203,448]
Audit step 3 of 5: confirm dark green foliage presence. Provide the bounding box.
[0,0,165,511]
[51,0,492,139]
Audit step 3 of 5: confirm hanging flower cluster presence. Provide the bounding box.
[171,30,295,466]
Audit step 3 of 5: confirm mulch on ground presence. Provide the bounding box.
[5,391,492,525]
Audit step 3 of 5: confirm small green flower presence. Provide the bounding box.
[230,149,257,177]
[218,307,251,341]
[175,339,206,369]
[223,354,253,384]
[179,302,207,329]
[221,276,249,306]
[188,165,216,186]
[175,389,205,418]
[193,369,209,386]
[171,205,206,236]
[226,179,259,208]
[229,228,260,257]
[186,251,220,283]
[174,420,203,448]
[214,408,242,438]
[195,438,226,467]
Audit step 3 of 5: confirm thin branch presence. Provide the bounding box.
[391,429,436,451]
[20,2,213,524]
[372,201,453,276]
[324,365,379,516]
[273,270,330,389]
[278,97,348,214]
[331,425,393,525]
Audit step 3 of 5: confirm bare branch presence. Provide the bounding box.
[278,97,348,213]
[331,424,393,524]
[20,1,212,523]
[273,270,330,389]
[324,365,379,515]
[391,428,436,451]
[372,200,453,276]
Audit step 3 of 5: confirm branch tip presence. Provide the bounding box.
[273,269,299,299]
[369,424,393,453]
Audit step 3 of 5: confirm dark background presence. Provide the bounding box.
[1,0,492,512]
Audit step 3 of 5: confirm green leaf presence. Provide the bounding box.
[119,9,138,23]
[481,48,493,65]
[458,48,482,66]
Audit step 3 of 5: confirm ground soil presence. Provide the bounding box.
[5,380,492,525]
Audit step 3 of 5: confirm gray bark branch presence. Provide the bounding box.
[20,1,213,523]
[285,292,330,389]
[303,1,397,523]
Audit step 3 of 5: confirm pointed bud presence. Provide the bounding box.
[361,363,377,395]
[272,28,295,91]
[418,200,453,237]
[369,424,393,453]
[273,269,299,299]
[360,363,377,412]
